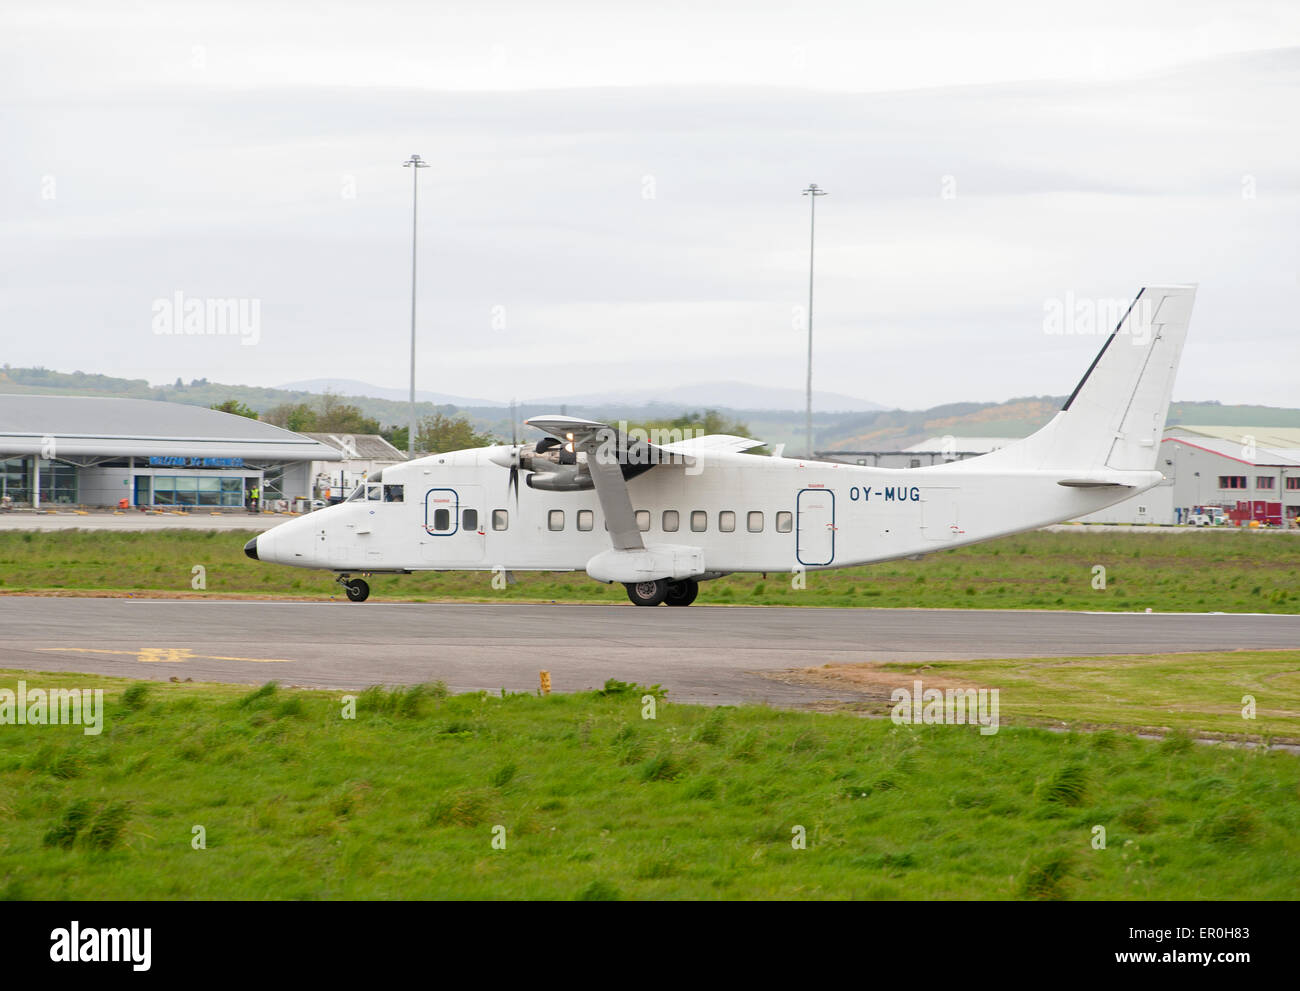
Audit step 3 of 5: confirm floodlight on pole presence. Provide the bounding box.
[801,182,827,460]
[403,153,430,459]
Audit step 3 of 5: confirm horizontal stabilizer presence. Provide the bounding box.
[1057,478,1137,488]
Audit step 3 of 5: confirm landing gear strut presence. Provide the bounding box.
[337,574,370,602]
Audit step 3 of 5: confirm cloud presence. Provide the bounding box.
[2,20,1297,409]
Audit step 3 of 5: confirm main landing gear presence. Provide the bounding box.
[336,574,370,602]
[625,578,698,607]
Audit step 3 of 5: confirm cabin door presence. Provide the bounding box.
[420,485,486,565]
[796,488,835,566]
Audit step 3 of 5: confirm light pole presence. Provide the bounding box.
[403,153,430,459]
[802,182,826,460]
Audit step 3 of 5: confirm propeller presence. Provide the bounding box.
[485,399,523,507]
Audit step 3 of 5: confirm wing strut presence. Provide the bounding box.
[525,416,644,551]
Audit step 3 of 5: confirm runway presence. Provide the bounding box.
[2,598,1296,706]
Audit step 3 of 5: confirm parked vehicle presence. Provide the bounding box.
[1187,506,1228,527]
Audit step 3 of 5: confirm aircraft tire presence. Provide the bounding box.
[345,578,370,602]
[625,579,668,606]
[664,579,698,606]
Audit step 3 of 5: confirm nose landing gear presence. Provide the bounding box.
[336,574,371,602]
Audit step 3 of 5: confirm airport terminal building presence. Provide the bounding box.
[0,394,341,509]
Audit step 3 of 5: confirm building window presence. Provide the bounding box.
[776,511,793,533]
[719,511,736,532]
[690,510,707,532]
[492,509,508,530]
[548,510,565,531]
[1219,476,1247,489]
[151,475,240,508]
[662,510,679,532]
[577,509,594,531]
[1256,476,1275,490]
[909,458,921,468]
[635,510,650,532]
[463,508,478,531]
[747,511,764,532]
[1287,477,1300,490]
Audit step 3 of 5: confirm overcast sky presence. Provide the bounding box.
[2,1,1298,410]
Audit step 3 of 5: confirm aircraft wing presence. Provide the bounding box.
[656,434,764,455]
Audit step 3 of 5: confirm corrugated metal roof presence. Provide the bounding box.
[1165,435,1300,467]
[1168,424,1300,450]
[300,433,406,461]
[0,394,341,461]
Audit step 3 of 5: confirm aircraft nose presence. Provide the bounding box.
[244,536,259,561]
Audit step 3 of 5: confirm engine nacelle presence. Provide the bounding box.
[525,470,594,492]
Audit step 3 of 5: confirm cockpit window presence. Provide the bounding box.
[348,482,405,503]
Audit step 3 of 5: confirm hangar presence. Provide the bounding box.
[1076,425,1300,526]
[0,394,340,509]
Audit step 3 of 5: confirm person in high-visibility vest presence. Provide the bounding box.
[248,484,260,514]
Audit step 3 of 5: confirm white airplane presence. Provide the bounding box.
[246,285,1196,606]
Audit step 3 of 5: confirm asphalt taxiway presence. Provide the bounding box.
[2,598,1295,706]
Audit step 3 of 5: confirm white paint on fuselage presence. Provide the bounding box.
[254,447,1158,576]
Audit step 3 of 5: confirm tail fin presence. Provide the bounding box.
[971,286,1196,473]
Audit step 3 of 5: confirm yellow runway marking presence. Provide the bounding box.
[37,646,293,664]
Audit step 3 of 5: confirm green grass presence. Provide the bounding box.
[0,670,1297,899]
[1,528,1297,611]
[817,651,1300,742]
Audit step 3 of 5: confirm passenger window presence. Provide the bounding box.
[433,508,450,531]
[635,510,650,532]
[690,510,707,532]
[384,485,404,503]
[492,509,508,531]
[463,508,478,531]
[719,511,736,532]
[776,511,793,533]
[578,510,594,531]
[662,510,679,532]
[548,510,565,531]
[748,511,763,532]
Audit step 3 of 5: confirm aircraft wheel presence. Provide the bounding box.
[625,579,668,606]
[344,578,370,602]
[664,579,699,606]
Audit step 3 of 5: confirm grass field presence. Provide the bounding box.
[0,527,1297,611]
[1,669,1297,900]
[800,650,1300,743]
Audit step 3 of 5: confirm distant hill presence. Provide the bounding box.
[4,365,1299,454]
[530,381,885,413]
[277,378,506,408]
